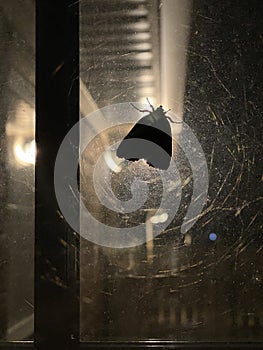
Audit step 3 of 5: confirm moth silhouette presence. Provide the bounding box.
[117,99,181,170]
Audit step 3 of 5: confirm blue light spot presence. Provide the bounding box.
[209,233,217,241]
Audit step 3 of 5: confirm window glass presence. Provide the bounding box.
[80,0,262,341]
[0,0,35,341]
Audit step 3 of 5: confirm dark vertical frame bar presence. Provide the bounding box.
[36,1,79,349]
[0,11,11,340]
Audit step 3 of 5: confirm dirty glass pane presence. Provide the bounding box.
[80,0,262,341]
[0,0,35,341]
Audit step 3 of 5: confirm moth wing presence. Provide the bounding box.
[117,115,151,159]
[121,114,153,140]
[117,114,172,170]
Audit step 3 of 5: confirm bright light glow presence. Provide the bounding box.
[128,8,148,17]
[184,233,192,246]
[104,150,122,173]
[150,212,169,224]
[131,42,152,52]
[136,74,154,83]
[134,52,153,61]
[14,139,36,166]
[127,32,150,41]
[129,21,150,32]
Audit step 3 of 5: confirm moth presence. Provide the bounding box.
[117,98,181,170]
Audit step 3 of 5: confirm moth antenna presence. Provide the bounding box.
[146,97,154,112]
[130,103,151,113]
[166,115,183,124]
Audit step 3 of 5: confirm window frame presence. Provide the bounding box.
[1,1,262,349]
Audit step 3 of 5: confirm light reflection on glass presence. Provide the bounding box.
[13,139,36,166]
[0,0,34,341]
